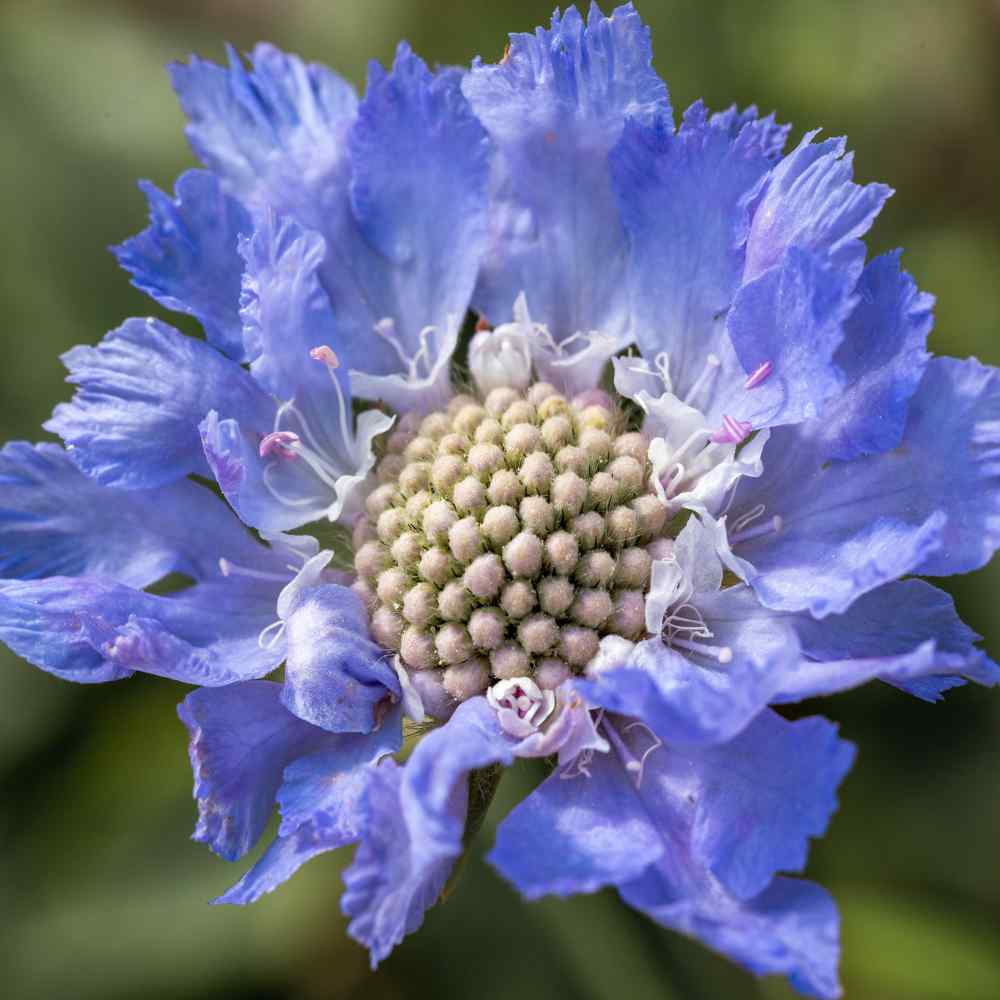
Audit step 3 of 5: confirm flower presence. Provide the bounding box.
[1,4,998,997]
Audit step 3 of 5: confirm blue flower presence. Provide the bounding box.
[1,4,998,997]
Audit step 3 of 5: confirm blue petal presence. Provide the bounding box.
[620,873,843,999]
[677,709,854,901]
[611,100,785,412]
[342,697,515,966]
[720,356,1000,615]
[778,579,1000,701]
[281,583,401,733]
[169,43,358,212]
[580,589,801,747]
[44,317,272,489]
[204,210,392,531]
[277,702,403,836]
[173,43,486,389]
[725,248,856,429]
[200,410,329,532]
[341,44,488,379]
[462,3,669,344]
[112,170,252,359]
[0,575,283,686]
[744,130,892,284]
[213,703,403,903]
[809,251,933,461]
[178,680,334,861]
[0,442,269,587]
[489,746,663,899]
[622,725,845,998]
[341,760,452,967]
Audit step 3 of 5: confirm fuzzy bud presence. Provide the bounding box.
[503,531,544,578]
[435,623,474,665]
[501,580,537,619]
[490,642,531,680]
[448,516,483,564]
[570,588,614,629]
[464,553,505,599]
[534,657,571,690]
[538,576,575,617]
[402,582,437,626]
[400,627,438,669]
[443,657,490,701]
[517,613,559,654]
[544,531,579,575]
[468,607,507,651]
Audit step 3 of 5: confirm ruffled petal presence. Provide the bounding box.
[0,575,283,686]
[611,100,785,409]
[463,3,669,344]
[725,248,855,429]
[777,579,1000,702]
[204,209,393,531]
[169,43,358,214]
[214,702,403,903]
[44,317,272,489]
[342,44,488,377]
[675,709,854,901]
[173,42,486,389]
[0,442,270,587]
[810,251,933,460]
[342,697,515,966]
[744,131,892,284]
[112,170,252,359]
[620,873,842,999]
[489,746,662,899]
[716,356,1000,615]
[281,583,401,733]
[178,680,334,861]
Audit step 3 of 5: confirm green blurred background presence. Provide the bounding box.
[1,1,999,997]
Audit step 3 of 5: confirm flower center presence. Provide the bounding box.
[352,381,676,703]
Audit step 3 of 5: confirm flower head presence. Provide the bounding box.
[2,4,999,998]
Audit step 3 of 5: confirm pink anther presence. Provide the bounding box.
[309,345,340,369]
[710,415,753,445]
[258,430,300,460]
[743,360,773,389]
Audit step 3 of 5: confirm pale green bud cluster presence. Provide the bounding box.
[352,382,670,703]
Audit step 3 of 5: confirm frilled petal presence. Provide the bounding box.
[0,575,282,686]
[778,579,1000,701]
[214,702,403,903]
[673,709,854,901]
[579,606,797,749]
[178,680,335,861]
[203,209,392,531]
[342,697,515,966]
[169,43,358,214]
[0,442,269,587]
[743,131,892,284]
[489,746,662,899]
[462,3,669,344]
[621,874,842,999]
[281,583,401,734]
[340,45,488,378]
[174,42,486,389]
[809,251,933,460]
[725,248,855,429]
[112,170,252,359]
[611,101,785,410]
[717,356,1000,615]
[44,317,272,489]
[621,721,844,999]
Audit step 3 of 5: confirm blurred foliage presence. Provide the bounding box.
[2,1,1000,998]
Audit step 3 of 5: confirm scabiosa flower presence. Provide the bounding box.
[1,4,998,996]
